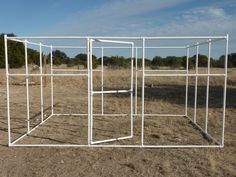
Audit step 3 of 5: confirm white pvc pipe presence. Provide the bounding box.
[143,69,186,72]
[91,135,132,145]
[185,47,189,116]
[50,46,54,115]
[24,40,30,132]
[10,144,223,148]
[4,35,11,146]
[8,73,88,77]
[145,73,225,77]
[7,36,226,39]
[53,113,184,117]
[205,40,211,133]
[101,48,104,115]
[39,43,44,123]
[135,47,138,115]
[53,69,102,72]
[95,39,134,45]
[221,34,229,146]
[87,38,91,145]
[54,113,128,116]
[143,114,186,117]
[187,38,225,48]
[185,116,220,145]
[7,38,51,48]
[52,46,186,49]
[130,43,134,137]
[10,114,54,145]
[194,44,199,123]
[141,38,145,146]
[53,46,186,49]
[5,34,228,148]
[93,90,131,94]
[89,39,94,144]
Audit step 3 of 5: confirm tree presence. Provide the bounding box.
[68,53,98,69]
[50,50,69,65]
[0,33,40,68]
[8,39,25,68]
[230,53,236,67]
[166,56,182,68]
[151,56,164,68]
[0,33,25,68]
[217,54,235,68]
[182,56,193,69]
[28,48,40,65]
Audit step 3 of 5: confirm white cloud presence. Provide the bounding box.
[153,6,234,35]
[44,2,236,53]
[44,0,189,35]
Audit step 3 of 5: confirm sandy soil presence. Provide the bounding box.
[0,66,236,177]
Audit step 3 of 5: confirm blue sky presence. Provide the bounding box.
[1,0,236,58]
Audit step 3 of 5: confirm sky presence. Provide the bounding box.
[1,0,236,59]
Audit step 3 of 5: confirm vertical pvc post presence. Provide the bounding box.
[39,43,44,122]
[87,38,91,145]
[130,43,134,137]
[4,35,11,146]
[50,45,54,115]
[193,43,199,123]
[24,40,30,132]
[221,34,229,146]
[185,47,189,116]
[205,40,211,133]
[43,56,47,87]
[135,47,138,115]
[101,47,104,115]
[141,38,145,146]
[89,39,94,144]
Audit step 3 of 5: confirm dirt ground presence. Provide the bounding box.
[0,66,236,177]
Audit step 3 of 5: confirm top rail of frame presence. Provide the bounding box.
[6,35,228,40]
[187,38,226,48]
[7,38,51,48]
[93,39,134,45]
[52,46,187,49]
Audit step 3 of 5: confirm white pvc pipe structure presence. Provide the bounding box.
[205,40,211,133]
[24,40,30,133]
[4,35,228,148]
[194,43,199,123]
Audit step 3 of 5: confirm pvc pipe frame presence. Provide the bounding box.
[4,35,228,148]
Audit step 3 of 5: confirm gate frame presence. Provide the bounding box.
[4,35,229,148]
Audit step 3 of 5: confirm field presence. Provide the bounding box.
[0,66,236,177]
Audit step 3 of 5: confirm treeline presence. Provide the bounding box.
[1,33,236,69]
[0,33,40,68]
[151,54,236,69]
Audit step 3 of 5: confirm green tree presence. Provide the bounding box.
[50,50,69,65]
[151,56,164,68]
[68,53,98,69]
[28,48,40,65]
[0,33,40,68]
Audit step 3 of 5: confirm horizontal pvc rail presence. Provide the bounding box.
[145,73,225,77]
[7,36,227,39]
[141,69,187,72]
[7,38,51,48]
[53,69,102,72]
[52,113,186,117]
[91,135,133,145]
[52,46,187,49]
[8,73,88,77]
[10,144,223,148]
[92,89,131,94]
[187,38,225,48]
